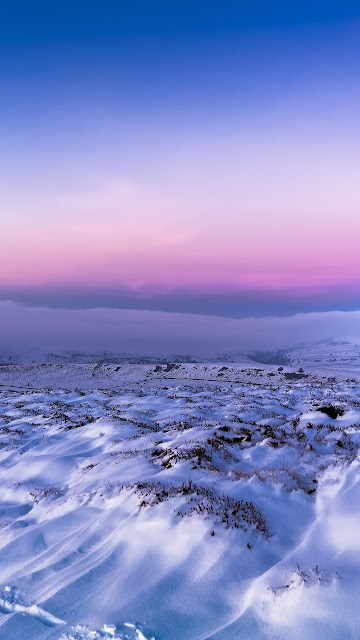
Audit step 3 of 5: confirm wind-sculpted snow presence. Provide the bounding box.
[0,360,360,638]
[60,622,154,640]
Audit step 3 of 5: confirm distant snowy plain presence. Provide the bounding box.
[0,341,360,639]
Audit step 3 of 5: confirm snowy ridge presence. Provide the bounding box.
[0,354,359,638]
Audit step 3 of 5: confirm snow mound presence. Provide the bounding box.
[0,356,359,638]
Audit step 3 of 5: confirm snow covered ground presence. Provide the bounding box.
[0,344,360,639]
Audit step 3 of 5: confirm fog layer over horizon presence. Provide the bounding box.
[0,301,360,357]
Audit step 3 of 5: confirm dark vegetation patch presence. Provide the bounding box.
[316,405,345,419]
[284,372,308,380]
[248,351,290,366]
[132,480,268,535]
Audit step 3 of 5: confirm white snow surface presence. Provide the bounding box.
[0,350,360,638]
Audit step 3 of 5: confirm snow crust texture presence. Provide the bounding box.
[0,357,360,639]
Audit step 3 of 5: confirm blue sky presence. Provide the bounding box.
[1,1,360,319]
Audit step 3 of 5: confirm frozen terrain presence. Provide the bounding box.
[0,341,360,639]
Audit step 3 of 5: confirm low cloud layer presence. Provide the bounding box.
[1,301,360,357]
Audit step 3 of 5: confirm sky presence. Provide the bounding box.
[1,1,360,327]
